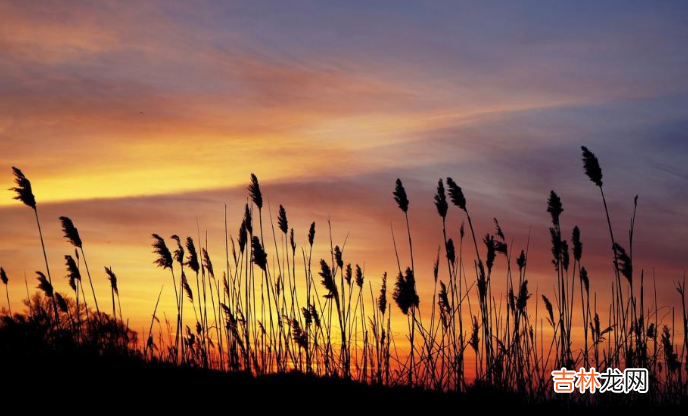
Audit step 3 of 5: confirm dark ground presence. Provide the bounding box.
[0,317,682,413]
[3,348,520,412]
[4,350,678,413]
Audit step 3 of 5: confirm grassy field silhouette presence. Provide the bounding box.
[0,146,686,409]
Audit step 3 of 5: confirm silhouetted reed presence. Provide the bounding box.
[151,234,181,363]
[60,216,100,318]
[392,178,422,386]
[10,168,59,324]
[1,268,9,315]
[104,267,119,321]
[581,146,630,366]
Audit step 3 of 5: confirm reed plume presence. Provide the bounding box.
[581,146,603,187]
[180,272,192,302]
[541,295,554,326]
[278,205,288,234]
[378,272,387,315]
[64,255,81,292]
[243,203,253,235]
[580,267,589,293]
[445,177,466,211]
[238,219,248,253]
[248,173,263,210]
[613,243,633,285]
[251,237,267,271]
[308,222,315,246]
[152,234,173,270]
[446,177,481,285]
[434,179,448,219]
[516,250,526,271]
[36,271,53,298]
[438,281,450,328]
[59,216,82,248]
[661,325,680,373]
[105,266,118,320]
[63,254,87,334]
[319,260,338,300]
[291,319,308,351]
[55,293,68,314]
[202,248,214,278]
[572,226,582,261]
[392,267,420,315]
[469,317,479,352]
[393,267,419,385]
[483,234,497,274]
[185,237,200,273]
[516,280,530,314]
[171,235,185,265]
[309,303,321,328]
[546,191,563,226]
[355,265,364,288]
[393,179,409,213]
[1,267,10,315]
[9,167,36,209]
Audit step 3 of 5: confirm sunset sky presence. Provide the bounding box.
[1,0,687,342]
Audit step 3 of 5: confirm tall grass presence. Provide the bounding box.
[1,149,686,406]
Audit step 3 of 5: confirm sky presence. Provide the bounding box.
[0,0,687,349]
